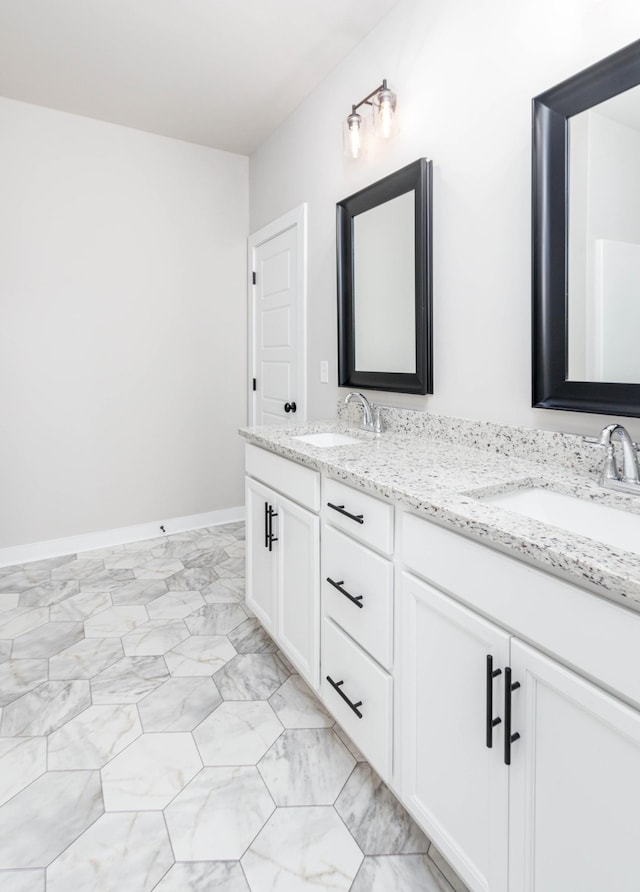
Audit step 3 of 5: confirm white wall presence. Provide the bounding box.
[250,0,640,440]
[0,98,248,548]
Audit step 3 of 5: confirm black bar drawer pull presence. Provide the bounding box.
[264,501,269,550]
[326,675,363,718]
[486,654,502,748]
[267,505,278,552]
[327,502,364,524]
[504,666,521,765]
[327,577,364,608]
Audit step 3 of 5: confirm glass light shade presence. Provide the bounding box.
[343,110,364,159]
[372,87,397,139]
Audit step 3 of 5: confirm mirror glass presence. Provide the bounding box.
[532,38,640,416]
[568,84,640,384]
[353,191,416,373]
[336,158,433,395]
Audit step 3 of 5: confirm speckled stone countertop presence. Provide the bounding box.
[239,412,640,613]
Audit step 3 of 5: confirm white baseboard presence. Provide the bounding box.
[0,506,245,569]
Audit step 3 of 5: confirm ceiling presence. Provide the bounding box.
[0,0,401,155]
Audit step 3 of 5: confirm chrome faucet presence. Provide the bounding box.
[344,392,383,434]
[598,423,640,493]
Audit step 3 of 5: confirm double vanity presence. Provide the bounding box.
[241,406,640,892]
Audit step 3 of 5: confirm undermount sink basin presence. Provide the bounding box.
[293,432,361,448]
[482,487,640,556]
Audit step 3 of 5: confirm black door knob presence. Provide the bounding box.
[284,402,297,414]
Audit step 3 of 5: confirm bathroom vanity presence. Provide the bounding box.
[241,414,640,892]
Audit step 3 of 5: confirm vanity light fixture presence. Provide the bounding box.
[344,79,397,159]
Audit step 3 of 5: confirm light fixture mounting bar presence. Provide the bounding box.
[351,79,388,114]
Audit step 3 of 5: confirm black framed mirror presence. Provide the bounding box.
[337,158,433,394]
[533,39,640,417]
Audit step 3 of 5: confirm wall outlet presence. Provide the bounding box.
[320,360,329,383]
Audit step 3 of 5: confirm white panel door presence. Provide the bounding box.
[276,493,320,688]
[400,572,510,892]
[245,476,277,635]
[253,226,298,425]
[509,639,640,892]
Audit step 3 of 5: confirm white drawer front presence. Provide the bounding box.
[321,617,392,780]
[323,477,393,555]
[322,524,393,669]
[245,444,320,511]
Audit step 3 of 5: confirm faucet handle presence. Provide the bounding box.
[372,405,383,434]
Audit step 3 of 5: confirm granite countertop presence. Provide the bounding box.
[239,420,640,613]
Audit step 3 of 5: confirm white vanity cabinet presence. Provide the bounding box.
[320,477,394,780]
[508,640,640,892]
[399,511,640,892]
[245,445,320,688]
[400,571,510,892]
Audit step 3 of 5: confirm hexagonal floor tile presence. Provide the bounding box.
[84,605,148,638]
[0,868,45,891]
[0,607,49,640]
[91,656,169,704]
[12,621,84,658]
[202,577,245,603]
[150,540,202,560]
[0,659,48,706]
[215,557,246,578]
[185,604,246,635]
[0,770,103,868]
[46,812,173,892]
[48,704,142,769]
[166,567,218,591]
[19,580,80,609]
[101,732,202,810]
[242,806,363,892]
[194,701,283,765]
[138,677,221,732]
[181,548,227,569]
[258,729,355,805]
[122,619,189,655]
[49,638,123,680]
[0,680,91,736]
[49,591,111,622]
[110,580,168,606]
[228,618,277,654]
[50,559,105,580]
[165,635,236,676]
[0,737,47,807]
[134,559,185,580]
[213,654,290,700]
[269,675,334,729]
[351,854,449,892]
[153,861,249,891]
[165,766,274,860]
[335,763,429,855]
[146,591,204,620]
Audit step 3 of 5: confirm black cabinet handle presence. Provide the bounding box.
[486,654,502,748]
[284,402,297,413]
[326,675,363,718]
[327,577,364,608]
[267,505,278,552]
[504,666,521,765]
[327,503,364,525]
[264,501,269,550]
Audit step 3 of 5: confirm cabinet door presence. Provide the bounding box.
[245,476,277,635]
[509,640,640,892]
[276,493,320,688]
[400,572,510,892]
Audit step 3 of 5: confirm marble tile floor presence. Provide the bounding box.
[0,522,469,892]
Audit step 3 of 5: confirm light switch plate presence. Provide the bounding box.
[320,360,329,383]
